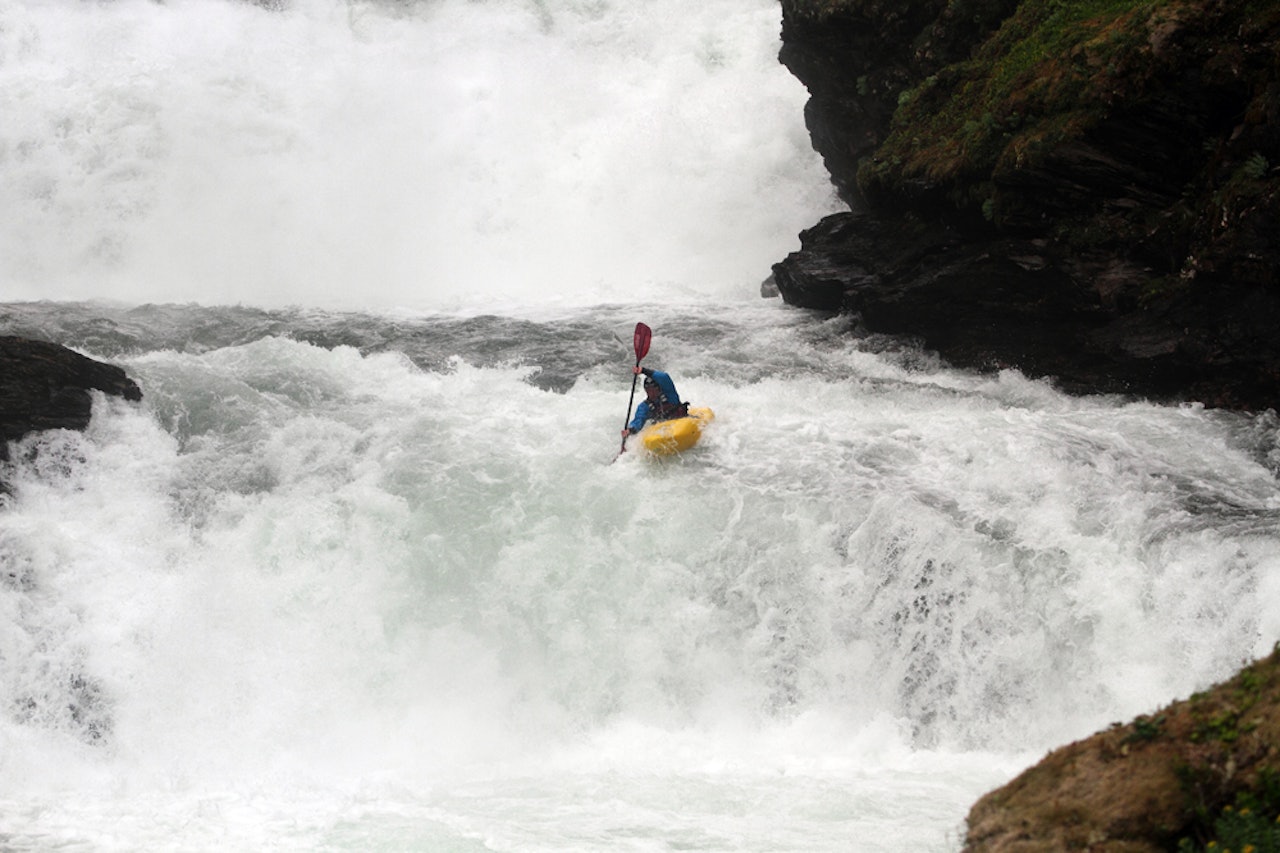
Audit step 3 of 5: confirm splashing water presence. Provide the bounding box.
[3,0,1279,849]
[1,302,1278,850]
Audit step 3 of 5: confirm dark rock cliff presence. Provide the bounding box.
[0,336,143,465]
[774,0,1280,412]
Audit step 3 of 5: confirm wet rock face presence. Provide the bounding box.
[777,0,952,208]
[770,212,1280,407]
[775,0,1280,412]
[0,336,143,462]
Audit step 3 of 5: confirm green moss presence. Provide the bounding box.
[1188,659,1270,745]
[859,0,1194,214]
[1177,650,1280,851]
[1208,153,1275,226]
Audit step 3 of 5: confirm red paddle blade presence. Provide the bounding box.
[633,322,652,361]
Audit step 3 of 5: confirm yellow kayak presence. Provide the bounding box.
[638,407,715,456]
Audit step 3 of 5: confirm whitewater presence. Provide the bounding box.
[2,1,1280,851]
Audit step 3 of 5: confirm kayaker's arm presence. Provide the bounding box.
[639,368,681,405]
[626,401,652,434]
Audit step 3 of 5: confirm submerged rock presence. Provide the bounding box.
[0,336,143,464]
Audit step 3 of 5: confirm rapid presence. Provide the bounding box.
[3,1,1280,851]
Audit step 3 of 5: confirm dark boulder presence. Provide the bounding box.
[772,211,1280,406]
[775,0,1280,413]
[0,336,143,463]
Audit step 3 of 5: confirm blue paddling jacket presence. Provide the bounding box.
[628,369,687,433]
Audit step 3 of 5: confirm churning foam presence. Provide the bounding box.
[0,0,838,310]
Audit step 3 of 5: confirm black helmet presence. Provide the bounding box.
[643,376,657,388]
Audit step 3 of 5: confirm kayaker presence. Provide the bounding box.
[621,367,689,439]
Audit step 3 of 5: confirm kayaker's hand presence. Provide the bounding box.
[621,428,631,438]
[633,365,642,375]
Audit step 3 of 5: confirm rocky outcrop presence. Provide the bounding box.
[774,0,1280,412]
[0,336,143,464]
[963,645,1280,852]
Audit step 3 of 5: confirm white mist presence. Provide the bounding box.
[0,0,837,309]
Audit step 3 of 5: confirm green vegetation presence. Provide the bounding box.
[788,0,1280,304]
[1177,652,1280,852]
[1124,713,1167,744]
[858,0,1193,215]
[1189,668,1266,745]
[1178,798,1280,853]
[1209,153,1276,234]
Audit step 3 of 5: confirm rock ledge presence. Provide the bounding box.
[0,336,142,464]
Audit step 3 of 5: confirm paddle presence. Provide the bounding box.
[619,322,652,455]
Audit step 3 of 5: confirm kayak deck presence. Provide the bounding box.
[638,407,715,456]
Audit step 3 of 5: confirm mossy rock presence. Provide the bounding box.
[857,0,1280,244]
[963,646,1280,851]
